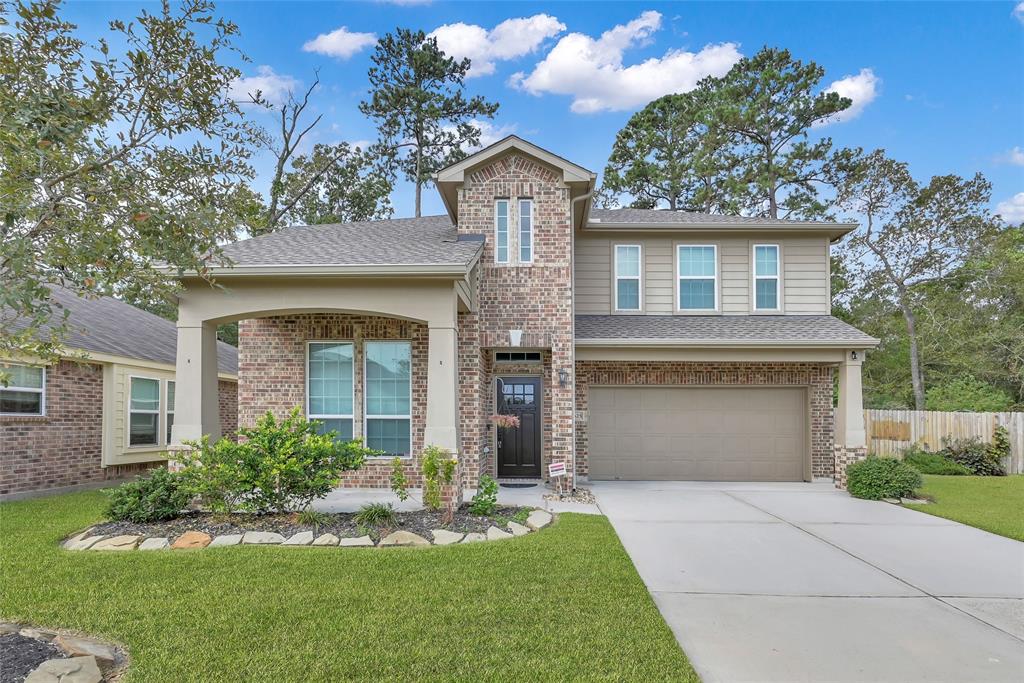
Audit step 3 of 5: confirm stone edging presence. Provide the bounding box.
[0,622,128,682]
[62,510,554,552]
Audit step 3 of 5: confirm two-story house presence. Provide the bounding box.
[169,136,877,494]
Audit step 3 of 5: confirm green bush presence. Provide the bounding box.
[925,376,1014,412]
[470,475,499,516]
[390,457,410,502]
[105,467,192,522]
[181,407,375,514]
[901,446,971,475]
[987,425,1011,466]
[421,445,457,511]
[940,436,1005,476]
[354,502,396,529]
[846,457,923,500]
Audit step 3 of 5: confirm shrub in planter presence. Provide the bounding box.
[940,436,1005,476]
[901,446,971,475]
[846,456,923,500]
[106,467,191,522]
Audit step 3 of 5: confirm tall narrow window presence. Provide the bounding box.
[519,199,533,263]
[129,377,160,446]
[166,381,176,443]
[754,244,780,310]
[307,342,355,441]
[0,364,44,415]
[495,200,509,263]
[677,245,718,311]
[614,245,642,311]
[365,341,412,456]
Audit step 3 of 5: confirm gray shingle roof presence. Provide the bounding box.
[218,215,481,267]
[8,286,238,374]
[576,315,878,345]
[588,208,846,227]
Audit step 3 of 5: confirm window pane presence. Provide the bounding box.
[496,201,509,262]
[755,245,779,276]
[314,418,353,442]
[308,342,353,416]
[166,413,175,443]
[680,279,716,309]
[519,200,532,261]
[130,378,160,411]
[129,412,158,446]
[366,418,411,456]
[616,279,640,310]
[2,364,43,389]
[0,390,42,414]
[756,278,779,309]
[167,381,176,412]
[366,342,411,417]
[679,246,716,277]
[616,246,640,277]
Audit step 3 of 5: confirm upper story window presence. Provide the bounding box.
[365,341,412,457]
[518,199,533,263]
[0,363,45,416]
[495,200,510,263]
[677,245,718,311]
[129,376,161,446]
[614,245,642,311]
[307,341,355,442]
[753,244,780,311]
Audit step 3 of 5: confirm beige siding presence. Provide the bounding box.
[574,232,831,315]
[109,362,176,465]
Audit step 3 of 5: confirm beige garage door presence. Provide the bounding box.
[588,386,808,482]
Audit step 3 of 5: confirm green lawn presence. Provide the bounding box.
[906,475,1024,541]
[0,492,697,682]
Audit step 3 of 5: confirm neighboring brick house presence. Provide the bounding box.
[169,136,876,495]
[1,287,238,499]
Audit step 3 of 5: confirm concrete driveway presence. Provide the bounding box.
[593,481,1024,683]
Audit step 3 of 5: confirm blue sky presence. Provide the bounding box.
[66,1,1024,222]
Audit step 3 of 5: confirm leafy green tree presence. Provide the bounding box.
[280,142,393,226]
[1,0,259,365]
[925,376,1014,412]
[359,28,499,217]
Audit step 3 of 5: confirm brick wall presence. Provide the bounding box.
[0,360,105,496]
[238,313,428,487]
[574,361,836,479]
[218,379,237,438]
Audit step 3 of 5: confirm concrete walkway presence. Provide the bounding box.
[314,483,601,515]
[593,481,1024,683]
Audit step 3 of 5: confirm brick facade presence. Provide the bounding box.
[574,361,837,479]
[0,360,105,496]
[218,379,238,439]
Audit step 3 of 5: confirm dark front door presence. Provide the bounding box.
[496,377,542,477]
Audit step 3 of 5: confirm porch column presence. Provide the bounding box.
[170,321,221,445]
[835,349,867,489]
[424,323,459,453]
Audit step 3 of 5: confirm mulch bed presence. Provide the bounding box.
[90,505,531,541]
[0,633,67,683]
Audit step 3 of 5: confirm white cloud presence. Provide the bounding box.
[997,192,1024,224]
[229,66,300,106]
[509,11,741,113]
[303,26,377,59]
[822,68,880,124]
[995,146,1024,165]
[429,15,565,78]
[1014,2,1024,23]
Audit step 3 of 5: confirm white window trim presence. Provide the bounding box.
[166,380,175,444]
[752,243,781,312]
[363,340,413,458]
[614,244,643,312]
[676,244,719,312]
[518,198,534,264]
[127,375,162,448]
[305,340,356,440]
[0,364,46,416]
[494,199,510,264]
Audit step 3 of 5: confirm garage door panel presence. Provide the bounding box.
[589,387,807,482]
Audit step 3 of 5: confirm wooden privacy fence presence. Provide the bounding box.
[863,409,1024,474]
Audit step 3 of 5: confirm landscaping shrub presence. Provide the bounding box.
[846,456,923,500]
[941,436,1005,476]
[901,446,971,475]
[354,502,396,529]
[987,425,1011,467]
[181,407,376,514]
[470,475,499,516]
[421,444,457,511]
[390,457,410,502]
[106,467,191,523]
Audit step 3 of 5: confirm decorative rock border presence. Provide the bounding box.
[62,510,554,552]
[0,622,128,682]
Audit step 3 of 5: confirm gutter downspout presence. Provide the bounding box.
[568,185,596,489]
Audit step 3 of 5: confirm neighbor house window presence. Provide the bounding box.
[129,376,160,446]
[677,245,718,311]
[307,342,354,442]
[0,364,45,416]
[754,244,780,310]
[519,199,533,263]
[365,341,412,456]
[166,381,175,443]
[495,200,509,263]
[614,245,642,311]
